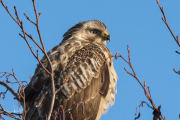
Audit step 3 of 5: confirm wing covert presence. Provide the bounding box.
[55,43,107,100]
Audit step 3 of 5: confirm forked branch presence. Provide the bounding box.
[0,68,29,120]
[0,0,64,119]
[0,104,21,120]
[156,0,180,76]
[0,81,19,100]
[114,45,165,120]
[0,69,28,101]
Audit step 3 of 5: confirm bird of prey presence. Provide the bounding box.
[24,20,117,120]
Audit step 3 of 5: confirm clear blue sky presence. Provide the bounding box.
[0,0,180,120]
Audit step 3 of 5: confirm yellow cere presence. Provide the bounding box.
[104,32,109,36]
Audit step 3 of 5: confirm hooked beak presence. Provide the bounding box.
[104,34,111,41]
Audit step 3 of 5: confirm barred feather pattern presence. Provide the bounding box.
[25,36,117,120]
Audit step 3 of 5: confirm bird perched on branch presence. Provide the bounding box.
[24,20,117,120]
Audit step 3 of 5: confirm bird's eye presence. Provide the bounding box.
[90,30,97,34]
[90,29,100,34]
[92,30,97,34]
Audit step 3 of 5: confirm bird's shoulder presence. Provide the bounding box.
[30,37,111,91]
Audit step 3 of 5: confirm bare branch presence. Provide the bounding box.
[19,21,50,75]
[25,33,44,52]
[0,0,20,26]
[156,0,180,47]
[173,68,180,75]
[14,6,20,23]
[51,105,65,120]
[19,87,30,120]
[135,101,153,120]
[0,81,19,100]
[1,0,46,55]
[0,68,28,119]
[1,1,55,119]
[73,98,86,116]
[175,51,180,54]
[30,1,56,118]
[0,89,8,100]
[156,0,180,77]
[114,45,165,120]
[0,112,5,120]
[1,0,50,74]
[32,0,44,50]
[0,104,21,120]
[0,69,21,86]
[24,13,36,25]
[55,78,69,94]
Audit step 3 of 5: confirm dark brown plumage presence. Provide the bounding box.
[23,20,117,120]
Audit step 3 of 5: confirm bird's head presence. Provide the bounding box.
[62,20,110,45]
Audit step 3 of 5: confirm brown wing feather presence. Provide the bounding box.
[24,38,117,120]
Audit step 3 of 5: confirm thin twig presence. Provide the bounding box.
[156,0,180,77]
[0,89,8,100]
[0,0,20,26]
[0,104,21,120]
[25,33,44,51]
[175,51,180,54]
[55,78,69,94]
[32,1,55,119]
[32,0,44,50]
[114,45,165,120]
[19,21,51,75]
[19,87,29,120]
[24,13,36,25]
[156,0,180,47]
[1,0,57,119]
[3,111,22,116]
[0,69,21,86]
[173,68,180,75]
[0,112,5,120]
[75,98,85,115]
[0,69,27,119]
[0,0,45,53]
[51,105,65,120]
[1,0,50,75]
[0,81,19,101]
[135,101,153,115]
